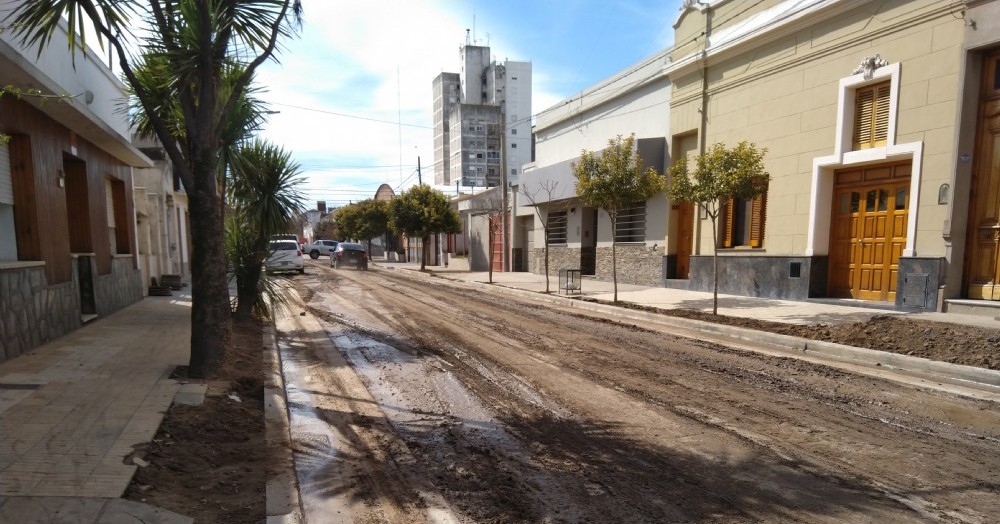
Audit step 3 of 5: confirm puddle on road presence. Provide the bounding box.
[328,325,586,522]
[334,328,520,453]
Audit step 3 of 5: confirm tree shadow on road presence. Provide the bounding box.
[284,396,951,523]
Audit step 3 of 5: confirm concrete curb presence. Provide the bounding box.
[263,322,303,524]
[384,265,1000,398]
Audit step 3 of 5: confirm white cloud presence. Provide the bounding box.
[256,2,472,204]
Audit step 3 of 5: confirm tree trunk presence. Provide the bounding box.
[711,213,719,315]
[186,178,232,378]
[234,236,267,321]
[421,235,429,271]
[543,229,550,293]
[233,271,259,321]
[610,213,619,303]
[233,253,264,322]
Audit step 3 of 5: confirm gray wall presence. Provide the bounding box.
[1,257,144,362]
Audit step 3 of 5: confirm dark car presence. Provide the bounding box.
[330,242,368,270]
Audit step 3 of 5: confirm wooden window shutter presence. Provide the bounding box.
[749,191,767,248]
[872,83,890,146]
[852,81,890,150]
[721,198,734,248]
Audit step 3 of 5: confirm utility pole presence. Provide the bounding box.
[417,156,423,185]
[500,119,510,272]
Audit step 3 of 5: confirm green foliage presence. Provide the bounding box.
[573,133,667,302]
[4,0,304,378]
[224,139,305,320]
[390,185,460,270]
[389,185,461,239]
[573,134,667,219]
[314,216,338,239]
[334,199,390,244]
[666,141,770,220]
[666,141,770,315]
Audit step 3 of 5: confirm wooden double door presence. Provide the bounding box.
[829,163,910,301]
[966,50,1000,300]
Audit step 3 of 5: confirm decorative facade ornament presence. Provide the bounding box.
[853,54,889,80]
[681,0,706,11]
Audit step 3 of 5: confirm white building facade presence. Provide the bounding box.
[515,51,672,285]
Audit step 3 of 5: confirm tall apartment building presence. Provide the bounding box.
[432,38,531,188]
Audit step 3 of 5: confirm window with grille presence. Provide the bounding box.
[721,190,767,248]
[852,81,890,150]
[615,204,646,242]
[547,211,567,244]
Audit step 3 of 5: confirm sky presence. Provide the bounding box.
[254,1,684,209]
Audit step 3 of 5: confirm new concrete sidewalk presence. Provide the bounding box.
[377,260,999,329]
[375,260,1000,400]
[0,294,195,524]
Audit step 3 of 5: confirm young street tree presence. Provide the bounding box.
[334,199,390,257]
[667,141,770,315]
[519,179,569,294]
[5,0,303,377]
[390,185,461,272]
[573,134,667,303]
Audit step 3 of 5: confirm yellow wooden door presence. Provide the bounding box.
[829,168,909,301]
[856,185,908,301]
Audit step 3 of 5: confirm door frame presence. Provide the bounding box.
[963,49,1000,300]
[828,162,911,301]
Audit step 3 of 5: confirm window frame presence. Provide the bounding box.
[614,203,646,243]
[547,210,568,245]
[720,190,767,249]
[833,61,900,158]
[851,80,891,151]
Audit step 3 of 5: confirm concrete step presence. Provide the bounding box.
[944,299,1000,320]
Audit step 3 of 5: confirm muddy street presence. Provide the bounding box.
[274,261,1000,523]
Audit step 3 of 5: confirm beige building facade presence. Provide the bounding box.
[666,0,1000,313]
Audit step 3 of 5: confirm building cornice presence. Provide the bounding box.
[665,0,860,80]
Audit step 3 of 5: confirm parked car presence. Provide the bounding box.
[265,240,305,274]
[330,242,368,270]
[303,239,339,259]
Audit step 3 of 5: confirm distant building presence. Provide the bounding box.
[133,135,192,290]
[432,33,532,188]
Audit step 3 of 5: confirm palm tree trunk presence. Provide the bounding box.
[187,178,232,378]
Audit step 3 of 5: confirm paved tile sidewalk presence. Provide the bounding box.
[1,293,193,523]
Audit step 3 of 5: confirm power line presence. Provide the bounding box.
[270,102,432,129]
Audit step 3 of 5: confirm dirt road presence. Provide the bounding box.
[276,262,1000,523]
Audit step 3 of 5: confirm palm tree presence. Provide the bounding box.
[5,0,302,378]
[226,140,305,321]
